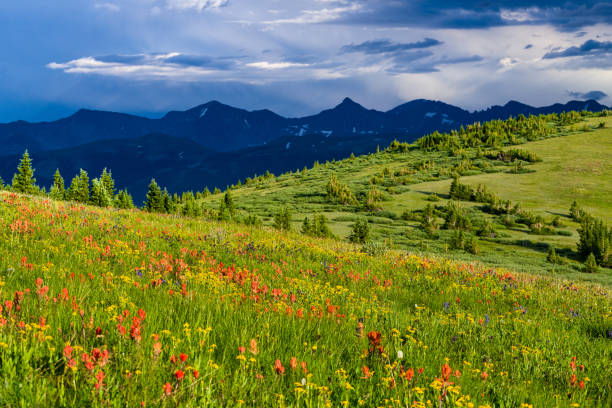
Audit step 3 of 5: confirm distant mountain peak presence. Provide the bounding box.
[333,97,366,111]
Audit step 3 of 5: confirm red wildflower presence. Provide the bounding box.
[361,365,373,379]
[238,346,246,354]
[300,361,307,374]
[175,370,185,381]
[441,363,452,381]
[170,355,177,364]
[481,371,489,380]
[249,339,258,355]
[94,370,105,390]
[454,369,461,378]
[274,359,285,375]
[179,353,188,363]
[193,370,200,379]
[401,366,414,381]
[63,344,73,359]
[579,380,585,389]
[290,357,297,370]
[163,382,172,396]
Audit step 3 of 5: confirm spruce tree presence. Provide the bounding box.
[0,176,4,190]
[100,168,115,197]
[90,178,111,207]
[12,150,37,194]
[49,169,65,200]
[114,189,134,209]
[349,219,370,243]
[75,169,90,203]
[584,253,599,273]
[223,191,236,217]
[162,189,173,214]
[301,217,312,235]
[144,179,163,212]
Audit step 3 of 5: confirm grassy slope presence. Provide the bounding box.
[202,115,612,285]
[0,192,610,407]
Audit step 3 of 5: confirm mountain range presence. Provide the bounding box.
[0,97,608,202]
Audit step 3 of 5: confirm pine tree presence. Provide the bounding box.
[583,253,598,273]
[314,214,333,238]
[144,179,163,212]
[76,169,90,203]
[114,189,134,209]
[349,219,370,243]
[301,217,312,235]
[12,150,37,194]
[90,178,111,207]
[274,207,291,231]
[49,169,65,200]
[223,191,236,217]
[100,168,115,197]
[162,189,173,214]
[66,175,80,201]
[0,176,5,190]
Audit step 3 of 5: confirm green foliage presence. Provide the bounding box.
[349,218,370,243]
[420,204,439,237]
[443,201,472,231]
[577,215,611,265]
[241,214,262,226]
[302,214,334,238]
[49,169,65,200]
[488,148,541,163]
[363,186,385,211]
[273,207,292,231]
[67,169,90,203]
[90,178,112,207]
[114,189,134,209]
[144,179,164,213]
[12,150,37,194]
[583,252,599,273]
[449,176,473,201]
[416,114,554,151]
[326,174,357,205]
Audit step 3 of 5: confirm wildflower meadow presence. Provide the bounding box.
[0,191,610,407]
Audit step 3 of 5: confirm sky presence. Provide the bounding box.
[0,0,611,122]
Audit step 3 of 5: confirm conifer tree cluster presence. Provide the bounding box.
[6,152,135,210]
[349,219,370,243]
[301,214,334,238]
[273,207,292,231]
[326,174,357,205]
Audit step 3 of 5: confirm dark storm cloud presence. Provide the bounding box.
[333,1,612,31]
[543,39,612,58]
[341,38,443,54]
[390,54,484,74]
[568,90,608,100]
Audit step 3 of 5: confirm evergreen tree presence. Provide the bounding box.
[583,253,599,273]
[0,176,5,190]
[66,175,80,201]
[100,168,115,197]
[162,189,174,214]
[577,216,610,264]
[114,189,134,209]
[314,214,333,238]
[144,179,163,212]
[301,217,312,235]
[420,204,438,236]
[349,219,370,243]
[569,201,582,222]
[223,191,236,217]
[547,247,558,264]
[12,150,37,194]
[90,178,112,207]
[274,207,292,231]
[49,169,65,200]
[68,169,90,203]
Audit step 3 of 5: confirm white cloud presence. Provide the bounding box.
[94,3,120,12]
[262,4,362,24]
[166,0,229,12]
[246,61,309,70]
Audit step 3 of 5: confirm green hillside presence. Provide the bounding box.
[201,113,612,285]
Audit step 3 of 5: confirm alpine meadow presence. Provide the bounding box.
[1,1,612,407]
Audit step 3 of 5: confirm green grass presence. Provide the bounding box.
[201,115,612,285]
[0,191,610,407]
